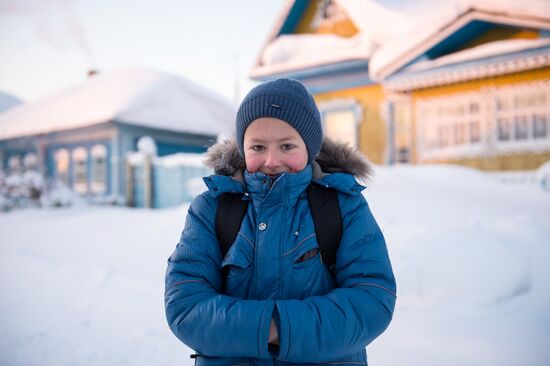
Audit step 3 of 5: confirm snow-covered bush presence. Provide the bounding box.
[0,168,45,211]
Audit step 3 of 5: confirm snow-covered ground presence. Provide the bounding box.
[1,165,549,365]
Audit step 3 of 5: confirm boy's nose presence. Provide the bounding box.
[264,150,281,168]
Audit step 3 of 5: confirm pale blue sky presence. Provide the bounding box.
[0,0,481,105]
[0,0,286,104]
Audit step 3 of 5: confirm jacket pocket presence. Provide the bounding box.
[221,234,253,298]
[292,236,321,270]
[284,233,334,299]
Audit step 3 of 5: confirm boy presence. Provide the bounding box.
[165,78,396,364]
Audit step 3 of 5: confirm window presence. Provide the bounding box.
[497,118,511,141]
[454,123,465,145]
[54,149,70,184]
[514,117,528,140]
[493,83,550,150]
[23,152,38,169]
[417,92,484,161]
[320,101,361,148]
[91,144,107,194]
[72,147,87,194]
[8,155,21,172]
[470,121,481,143]
[417,80,549,160]
[533,115,547,139]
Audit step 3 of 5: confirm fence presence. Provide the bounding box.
[126,151,212,208]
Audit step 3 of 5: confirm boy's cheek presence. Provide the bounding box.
[244,155,261,173]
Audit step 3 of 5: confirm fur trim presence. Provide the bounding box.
[204,137,372,181]
[316,138,372,180]
[203,139,245,176]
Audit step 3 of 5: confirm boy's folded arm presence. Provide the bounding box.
[164,193,274,359]
[276,194,396,362]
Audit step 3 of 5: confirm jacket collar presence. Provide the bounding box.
[202,138,372,196]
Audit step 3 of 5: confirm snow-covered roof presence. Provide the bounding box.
[0,92,22,113]
[0,67,236,141]
[369,0,550,80]
[405,38,550,73]
[383,39,550,91]
[250,0,413,79]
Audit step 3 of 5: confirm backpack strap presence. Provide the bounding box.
[215,192,249,258]
[307,184,342,273]
[215,185,342,274]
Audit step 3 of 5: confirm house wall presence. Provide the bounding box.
[315,83,387,164]
[1,122,218,202]
[408,67,550,170]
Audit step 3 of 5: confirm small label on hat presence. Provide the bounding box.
[268,103,281,109]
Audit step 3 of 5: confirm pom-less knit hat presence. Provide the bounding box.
[235,78,322,162]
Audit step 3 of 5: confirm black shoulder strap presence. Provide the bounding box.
[215,192,249,258]
[307,185,342,273]
[215,186,342,273]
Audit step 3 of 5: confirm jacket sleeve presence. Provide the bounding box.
[275,193,396,362]
[164,192,274,358]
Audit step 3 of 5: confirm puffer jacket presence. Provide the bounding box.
[165,138,396,365]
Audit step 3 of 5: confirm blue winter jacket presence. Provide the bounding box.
[165,139,396,365]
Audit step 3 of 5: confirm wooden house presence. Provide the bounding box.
[0,67,235,200]
[250,0,550,171]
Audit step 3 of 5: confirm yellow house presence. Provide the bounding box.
[250,0,550,170]
[250,0,402,164]
[372,2,550,170]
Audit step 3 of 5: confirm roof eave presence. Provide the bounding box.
[375,7,550,81]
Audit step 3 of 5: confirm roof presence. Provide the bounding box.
[384,38,550,91]
[369,0,550,80]
[0,67,236,141]
[249,0,413,79]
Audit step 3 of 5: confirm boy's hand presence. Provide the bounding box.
[268,318,279,345]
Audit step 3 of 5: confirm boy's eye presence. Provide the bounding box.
[281,143,295,151]
[250,145,265,152]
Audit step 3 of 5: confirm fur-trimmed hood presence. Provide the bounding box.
[204,138,372,182]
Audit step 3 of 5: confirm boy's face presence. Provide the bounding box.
[243,117,308,178]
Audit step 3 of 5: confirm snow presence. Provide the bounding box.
[0,67,236,141]
[155,153,207,168]
[257,33,375,76]
[251,0,413,78]
[335,0,413,45]
[136,136,158,156]
[369,0,550,80]
[1,164,550,365]
[403,38,550,73]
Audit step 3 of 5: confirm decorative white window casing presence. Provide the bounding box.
[416,80,550,162]
[491,80,550,154]
[319,99,362,148]
[72,147,88,194]
[91,144,107,194]
[417,91,486,161]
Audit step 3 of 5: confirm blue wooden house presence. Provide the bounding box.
[0,67,235,201]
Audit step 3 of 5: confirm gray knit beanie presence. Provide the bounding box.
[235,78,322,162]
